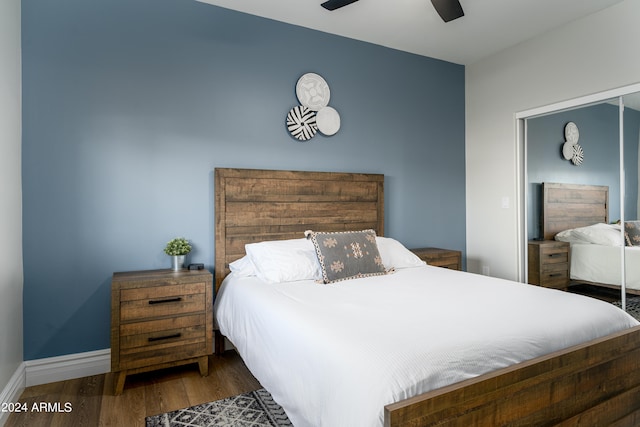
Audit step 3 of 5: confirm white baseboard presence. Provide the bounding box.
[0,362,26,427]
[0,349,111,426]
[0,343,222,427]
[24,348,111,387]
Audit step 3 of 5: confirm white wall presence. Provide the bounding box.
[466,0,640,280]
[0,0,24,397]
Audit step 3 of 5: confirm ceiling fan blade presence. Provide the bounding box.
[431,0,464,22]
[321,0,360,11]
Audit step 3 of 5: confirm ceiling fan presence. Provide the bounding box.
[321,0,465,23]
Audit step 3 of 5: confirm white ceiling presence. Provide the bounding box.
[196,0,625,65]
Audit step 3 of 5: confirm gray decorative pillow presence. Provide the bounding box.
[305,229,387,283]
[625,221,640,246]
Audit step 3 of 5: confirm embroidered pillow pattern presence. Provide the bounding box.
[306,229,387,283]
[625,221,640,246]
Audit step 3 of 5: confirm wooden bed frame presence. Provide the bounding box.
[541,182,640,295]
[215,169,640,427]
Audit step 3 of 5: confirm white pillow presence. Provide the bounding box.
[376,236,426,269]
[229,256,257,277]
[555,223,623,246]
[245,238,322,284]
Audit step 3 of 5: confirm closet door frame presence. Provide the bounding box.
[516,82,640,310]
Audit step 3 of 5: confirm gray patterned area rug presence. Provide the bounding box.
[612,296,640,321]
[146,388,292,427]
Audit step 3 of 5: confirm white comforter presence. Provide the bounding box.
[569,243,640,290]
[214,265,638,427]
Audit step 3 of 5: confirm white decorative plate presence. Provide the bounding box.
[565,122,579,144]
[296,73,330,111]
[286,105,318,141]
[571,144,584,166]
[316,106,341,136]
[562,141,574,160]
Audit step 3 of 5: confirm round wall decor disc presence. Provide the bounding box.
[565,122,579,144]
[562,141,574,160]
[286,105,318,141]
[316,106,341,136]
[296,73,330,111]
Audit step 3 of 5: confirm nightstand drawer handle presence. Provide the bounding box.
[547,253,563,257]
[549,273,563,277]
[148,297,182,305]
[148,333,182,342]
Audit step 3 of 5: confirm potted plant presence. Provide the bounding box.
[164,237,192,271]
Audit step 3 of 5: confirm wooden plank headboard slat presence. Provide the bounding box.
[215,168,384,290]
[225,202,379,220]
[541,182,609,240]
[224,178,380,201]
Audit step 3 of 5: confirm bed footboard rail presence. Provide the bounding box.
[384,325,640,427]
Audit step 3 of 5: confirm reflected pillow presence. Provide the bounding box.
[306,229,387,284]
[625,221,640,246]
[555,223,623,246]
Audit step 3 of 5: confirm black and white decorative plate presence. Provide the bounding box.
[286,105,318,141]
[571,144,584,165]
[296,73,330,111]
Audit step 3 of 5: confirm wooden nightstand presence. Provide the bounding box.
[111,268,213,395]
[411,247,462,270]
[528,240,570,290]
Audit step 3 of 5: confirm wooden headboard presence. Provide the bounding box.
[214,168,384,290]
[541,182,609,240]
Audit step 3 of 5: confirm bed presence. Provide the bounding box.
[214,168,640,427]
[541,182,640,294]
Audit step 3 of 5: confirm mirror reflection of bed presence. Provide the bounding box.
[535,182,640,298]
[526,92,640,307]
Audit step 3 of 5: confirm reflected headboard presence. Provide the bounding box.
[541,182,609,240]
[214,168,384,290]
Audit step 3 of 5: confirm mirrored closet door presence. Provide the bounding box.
[524,92,640,312]
[620,92,640,308]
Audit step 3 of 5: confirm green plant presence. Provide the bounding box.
[164,237,192,256]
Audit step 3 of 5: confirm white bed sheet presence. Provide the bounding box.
[569,243,640,291]
[214,265,639,427]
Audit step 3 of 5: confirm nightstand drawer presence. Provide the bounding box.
[121,293,205,321]
[120,314,207,368]
[120,313,206,342]
[539,266,569,289]
[539,246,569,264]
[121,282,205,302]
[119,341,208,370]
[120,284,205,321]
[121,324,206,354]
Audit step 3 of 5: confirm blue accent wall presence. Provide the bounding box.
[22,0,465,359]
[527,103,639,239]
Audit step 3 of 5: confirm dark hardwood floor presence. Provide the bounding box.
[5,351,260,427]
